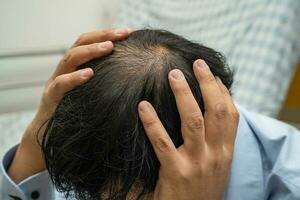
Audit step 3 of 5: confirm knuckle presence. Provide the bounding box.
[176,170,189,182]
[217,149,233,169]
[208,156,223,171]
[66,73,77,85]
[205,148,233,173]
[143,118,157,129]
[51,76,64,91]
[173,166,195,183]
[184,113,204,131]
[205,76,216,84]
[87,44,98,57]
[74,33,87,45]
[62,49,75,64]
[214,102,229,120]
[155,136,172,153]
[231,109,239,122]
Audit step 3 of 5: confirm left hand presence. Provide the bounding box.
[138,59,239,200]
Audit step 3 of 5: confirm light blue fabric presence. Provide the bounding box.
[1,106,300,200]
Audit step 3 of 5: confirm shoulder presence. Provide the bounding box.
[237,105,300,141]
[237,105,300,191]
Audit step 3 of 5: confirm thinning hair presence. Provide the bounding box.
[42,29,233,200]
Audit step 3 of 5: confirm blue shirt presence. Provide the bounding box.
[1,106,300,200]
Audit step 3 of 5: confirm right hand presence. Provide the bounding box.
[8,28,132,183]
[138,60,239,200]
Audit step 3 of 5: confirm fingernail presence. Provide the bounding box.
[98,41,112,50]
[80,68,93,79]
[139,101,150,112]
[114,28,128,36]
[170,69,184,80]
[196,59,207,69]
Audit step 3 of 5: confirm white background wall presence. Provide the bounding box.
[0,0,119,114]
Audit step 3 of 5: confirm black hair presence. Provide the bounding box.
[42,29,233,200]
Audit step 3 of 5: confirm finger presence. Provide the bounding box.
[193,59,228,146]
[72,28,132,48]
[52,41,113,79]
[138,101,179,166]
[215,77,239,149]
[48,68,94,104]
[194,60,239,148]
[215,76,230,96]
[168,69,205,150]
[193,60,224,111]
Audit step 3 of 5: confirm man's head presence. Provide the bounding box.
[42,29,233,200]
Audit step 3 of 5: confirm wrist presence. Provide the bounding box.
[8,142,46,183]
[22,105,52,144]
[8,110,50,183]
[20,110,50,165]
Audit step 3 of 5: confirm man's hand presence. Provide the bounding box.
[8,28,132,183]
[138,59,239,200]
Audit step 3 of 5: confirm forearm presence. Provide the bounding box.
[8,111,48,183]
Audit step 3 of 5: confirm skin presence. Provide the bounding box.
[8,28,239,200]
[139,61,239,200]
[8,28,131,182]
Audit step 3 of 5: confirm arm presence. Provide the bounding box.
[0,28,132,199]
[138,60,239,200]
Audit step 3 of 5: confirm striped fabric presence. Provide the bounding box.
[115,0,300,117]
